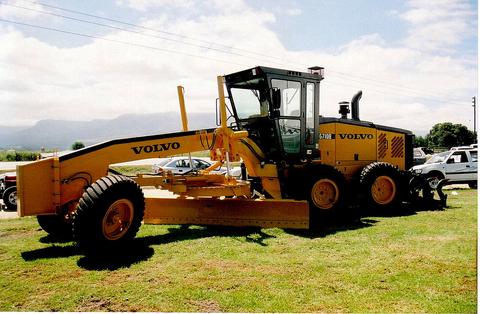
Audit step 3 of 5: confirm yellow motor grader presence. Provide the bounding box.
[16,66,443,249]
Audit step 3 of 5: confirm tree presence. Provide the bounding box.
[426,122,475,148]
[71,141,85,150]
[414,135,428,147]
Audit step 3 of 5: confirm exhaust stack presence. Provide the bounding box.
[351,90,362,121]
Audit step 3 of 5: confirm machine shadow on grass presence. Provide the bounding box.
[21,226,275,271]
[21,200,447,270]
[286,200,447,239]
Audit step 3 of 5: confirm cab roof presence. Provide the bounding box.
[224,66,324,85]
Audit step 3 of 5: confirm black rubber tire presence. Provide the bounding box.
[2,186,17,211]
[72,175,145,250]
[468,181,477,189]
[360,162,403,209]
[37,214,73,239]
[305,165,345,214]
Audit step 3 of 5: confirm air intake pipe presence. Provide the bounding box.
[351,90,362,121]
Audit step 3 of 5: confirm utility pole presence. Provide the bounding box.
[473,96,477,139]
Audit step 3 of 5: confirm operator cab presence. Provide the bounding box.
[225,66,324,162]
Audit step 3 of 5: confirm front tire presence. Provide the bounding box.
[72,175,145,250]
[360,162,403,210]
[306,165,345,213]
[3,186,17,211]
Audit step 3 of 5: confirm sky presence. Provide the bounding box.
[0,0,477,135]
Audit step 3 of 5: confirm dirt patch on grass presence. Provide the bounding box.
[188,299,222,312]
[76,296,114,312]
[415,235,460,242]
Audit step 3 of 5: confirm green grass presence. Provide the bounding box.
[109,165,153,176]
[0,190,476,312]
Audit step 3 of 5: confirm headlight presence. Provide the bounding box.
[412,168,423,174]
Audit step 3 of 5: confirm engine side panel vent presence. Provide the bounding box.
[378,133,388,159]
[391,136,404,158]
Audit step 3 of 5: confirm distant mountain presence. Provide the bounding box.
[0,112,217,150]
[0,125,29,136]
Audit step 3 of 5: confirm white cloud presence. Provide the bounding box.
[0,0,476,136]
[400,0,475,51]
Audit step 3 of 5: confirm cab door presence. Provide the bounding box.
[304,81,319,157]
[270,78,319,160]
[271,79,302,157]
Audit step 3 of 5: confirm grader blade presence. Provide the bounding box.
[144,197,309,229]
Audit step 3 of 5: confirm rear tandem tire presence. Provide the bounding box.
[360,162,403,210]
[72,175,145,250]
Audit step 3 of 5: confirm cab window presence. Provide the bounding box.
[271,79,301,117]
[271,79,301,154]
[230,88,267,119]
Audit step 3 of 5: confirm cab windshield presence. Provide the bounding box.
[228,77,269,120]
[230,88,268,119]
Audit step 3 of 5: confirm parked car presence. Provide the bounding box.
[152,157,229,175]
[413,147,434,165]
[0,172,17,211]
[411,149,477,188]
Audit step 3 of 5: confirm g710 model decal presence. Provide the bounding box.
[131,142,180,154]
[319,133,335,140]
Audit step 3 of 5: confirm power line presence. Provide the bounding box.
[0,18,250,67]
[11,0,287,63]
[327,70,463,102]
[0,17,469,108]
[327,73,468,105]
[0,4,473,107]
[5,0,471,104]
[325,78,468,107]
[1,1,284,66]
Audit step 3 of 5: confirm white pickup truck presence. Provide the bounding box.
[411,149,477,188]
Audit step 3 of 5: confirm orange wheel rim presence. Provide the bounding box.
[311,179,339,210]
[102,199,134,240]
[371,175,396,205]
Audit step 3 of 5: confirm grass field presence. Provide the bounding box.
[0,189,476,312]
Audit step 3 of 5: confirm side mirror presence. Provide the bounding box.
[270,88,281,110]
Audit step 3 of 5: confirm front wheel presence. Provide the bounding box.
[72,175,145,250]
[306,166,345,213]
[2,186,17,211]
